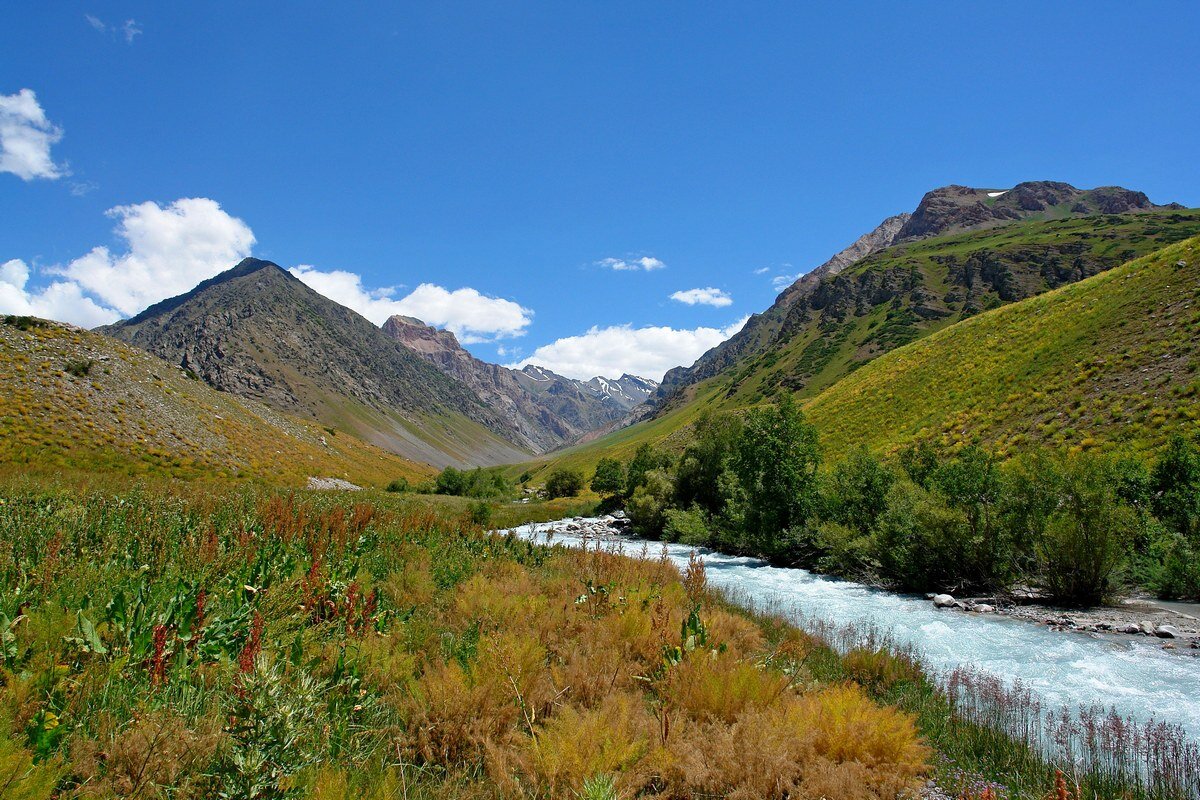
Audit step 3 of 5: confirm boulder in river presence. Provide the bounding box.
[1139,621,1156,636]
[973,604,995,613]
[1155,624,1182,639]
[933,594,957,608]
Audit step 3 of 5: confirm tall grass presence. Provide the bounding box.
[0,481,930,799]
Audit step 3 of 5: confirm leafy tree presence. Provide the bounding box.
[730,396,822,554]
[435,466,466,496]
[1038,454,1131,606]
[825,447,895,533]
[674,411,742,514]
[545,468,584,499]
[590,457,626,499]
[625,443,673,499]
[898,441,940,489]
[930,446,1014,589]
[1151,435,1200,539]
[626,469,674,537]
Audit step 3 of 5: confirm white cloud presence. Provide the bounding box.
[511,317,749,381]
[0,89,66,181]
[753,267,770,275]
[289,266,533,343]
[0,259,120,327]
[2,197,255,326]
[55,198,255,316]
[772,273,800,290]
[670,287,733,307]
[598,255,666,271]
[85,15,142,43]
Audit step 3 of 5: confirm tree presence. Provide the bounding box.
[1151,435,1200,539]
[626,469,674,537]
[545,468,584,499]
[674,411,742,515]
[826,447,895,533]
[730,396,822,554]
[435,466,466,496]
[590,457,626,499]
[625,443,672,498]
[930,446,1014,590]
[1038,454,1131,606]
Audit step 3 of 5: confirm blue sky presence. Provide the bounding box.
[3,3,1198,379]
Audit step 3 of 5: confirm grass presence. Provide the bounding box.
[0,479,933,799]
[804,235,1200,459]
[0,317,433,488]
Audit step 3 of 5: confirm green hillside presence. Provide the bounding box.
[805,235,1200,459]
[518,230,1200,480]
[0,316,432,487]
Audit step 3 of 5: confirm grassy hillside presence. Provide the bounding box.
[517,231,1200,480]
[805,235,1200,459]
[0,316,432,487]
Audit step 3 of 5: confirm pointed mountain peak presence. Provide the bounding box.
[381,314,463,356]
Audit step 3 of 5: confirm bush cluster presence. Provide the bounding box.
[593,401,1200,604]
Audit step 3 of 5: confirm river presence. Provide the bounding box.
[504,517,1200,743]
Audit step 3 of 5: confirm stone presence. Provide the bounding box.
[1155,624,1182,639]
[933,594,957,608]
[973,604,995,613]
[1120,623,1141,635]
[1139,621,1156,636]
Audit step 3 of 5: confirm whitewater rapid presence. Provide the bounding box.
[503,518,1200,741]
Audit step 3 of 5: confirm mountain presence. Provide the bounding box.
[658,181,1182,402]
[99,259,532,467]
[0,315,430,485]
[381,314,656,451]
[512,202,1200,480]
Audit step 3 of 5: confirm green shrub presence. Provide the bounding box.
[386,477,409,493]
[663,506,712,546]
[64,358,94,378]
[469,500,492,527]
[545,468,584,499]
[626,469,674,537]
[590,457,626,499]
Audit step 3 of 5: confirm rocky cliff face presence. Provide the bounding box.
[895,181,1168,241]
[381,315,657,452]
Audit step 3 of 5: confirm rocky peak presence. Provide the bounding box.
[381,315,463,358]
[896,181,1166,241]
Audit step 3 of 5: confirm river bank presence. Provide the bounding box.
[503,515,1200,741]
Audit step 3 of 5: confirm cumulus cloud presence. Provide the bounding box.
[289,266,533,343]
[55,198,255,316]
[772,273,801,290]
[0,259,120,327]
[0,89,66,181]
[598,256,665,271]
[510,317,749,381]
[670,287,733,307]
[2,197,255,326]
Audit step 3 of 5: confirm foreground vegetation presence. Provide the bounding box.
[591,397,1200,603]
[1,481,936,799]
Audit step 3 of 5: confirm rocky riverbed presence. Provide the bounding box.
[927,591,1200,650]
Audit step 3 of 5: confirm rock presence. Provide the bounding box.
[1139,621,1156,636]
[1155,624,1182,639]
[973,604,995,613]
[1120,623,1141,635]
[306,476,362,491]
[933,594,957,608]
[612,510,627,519]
